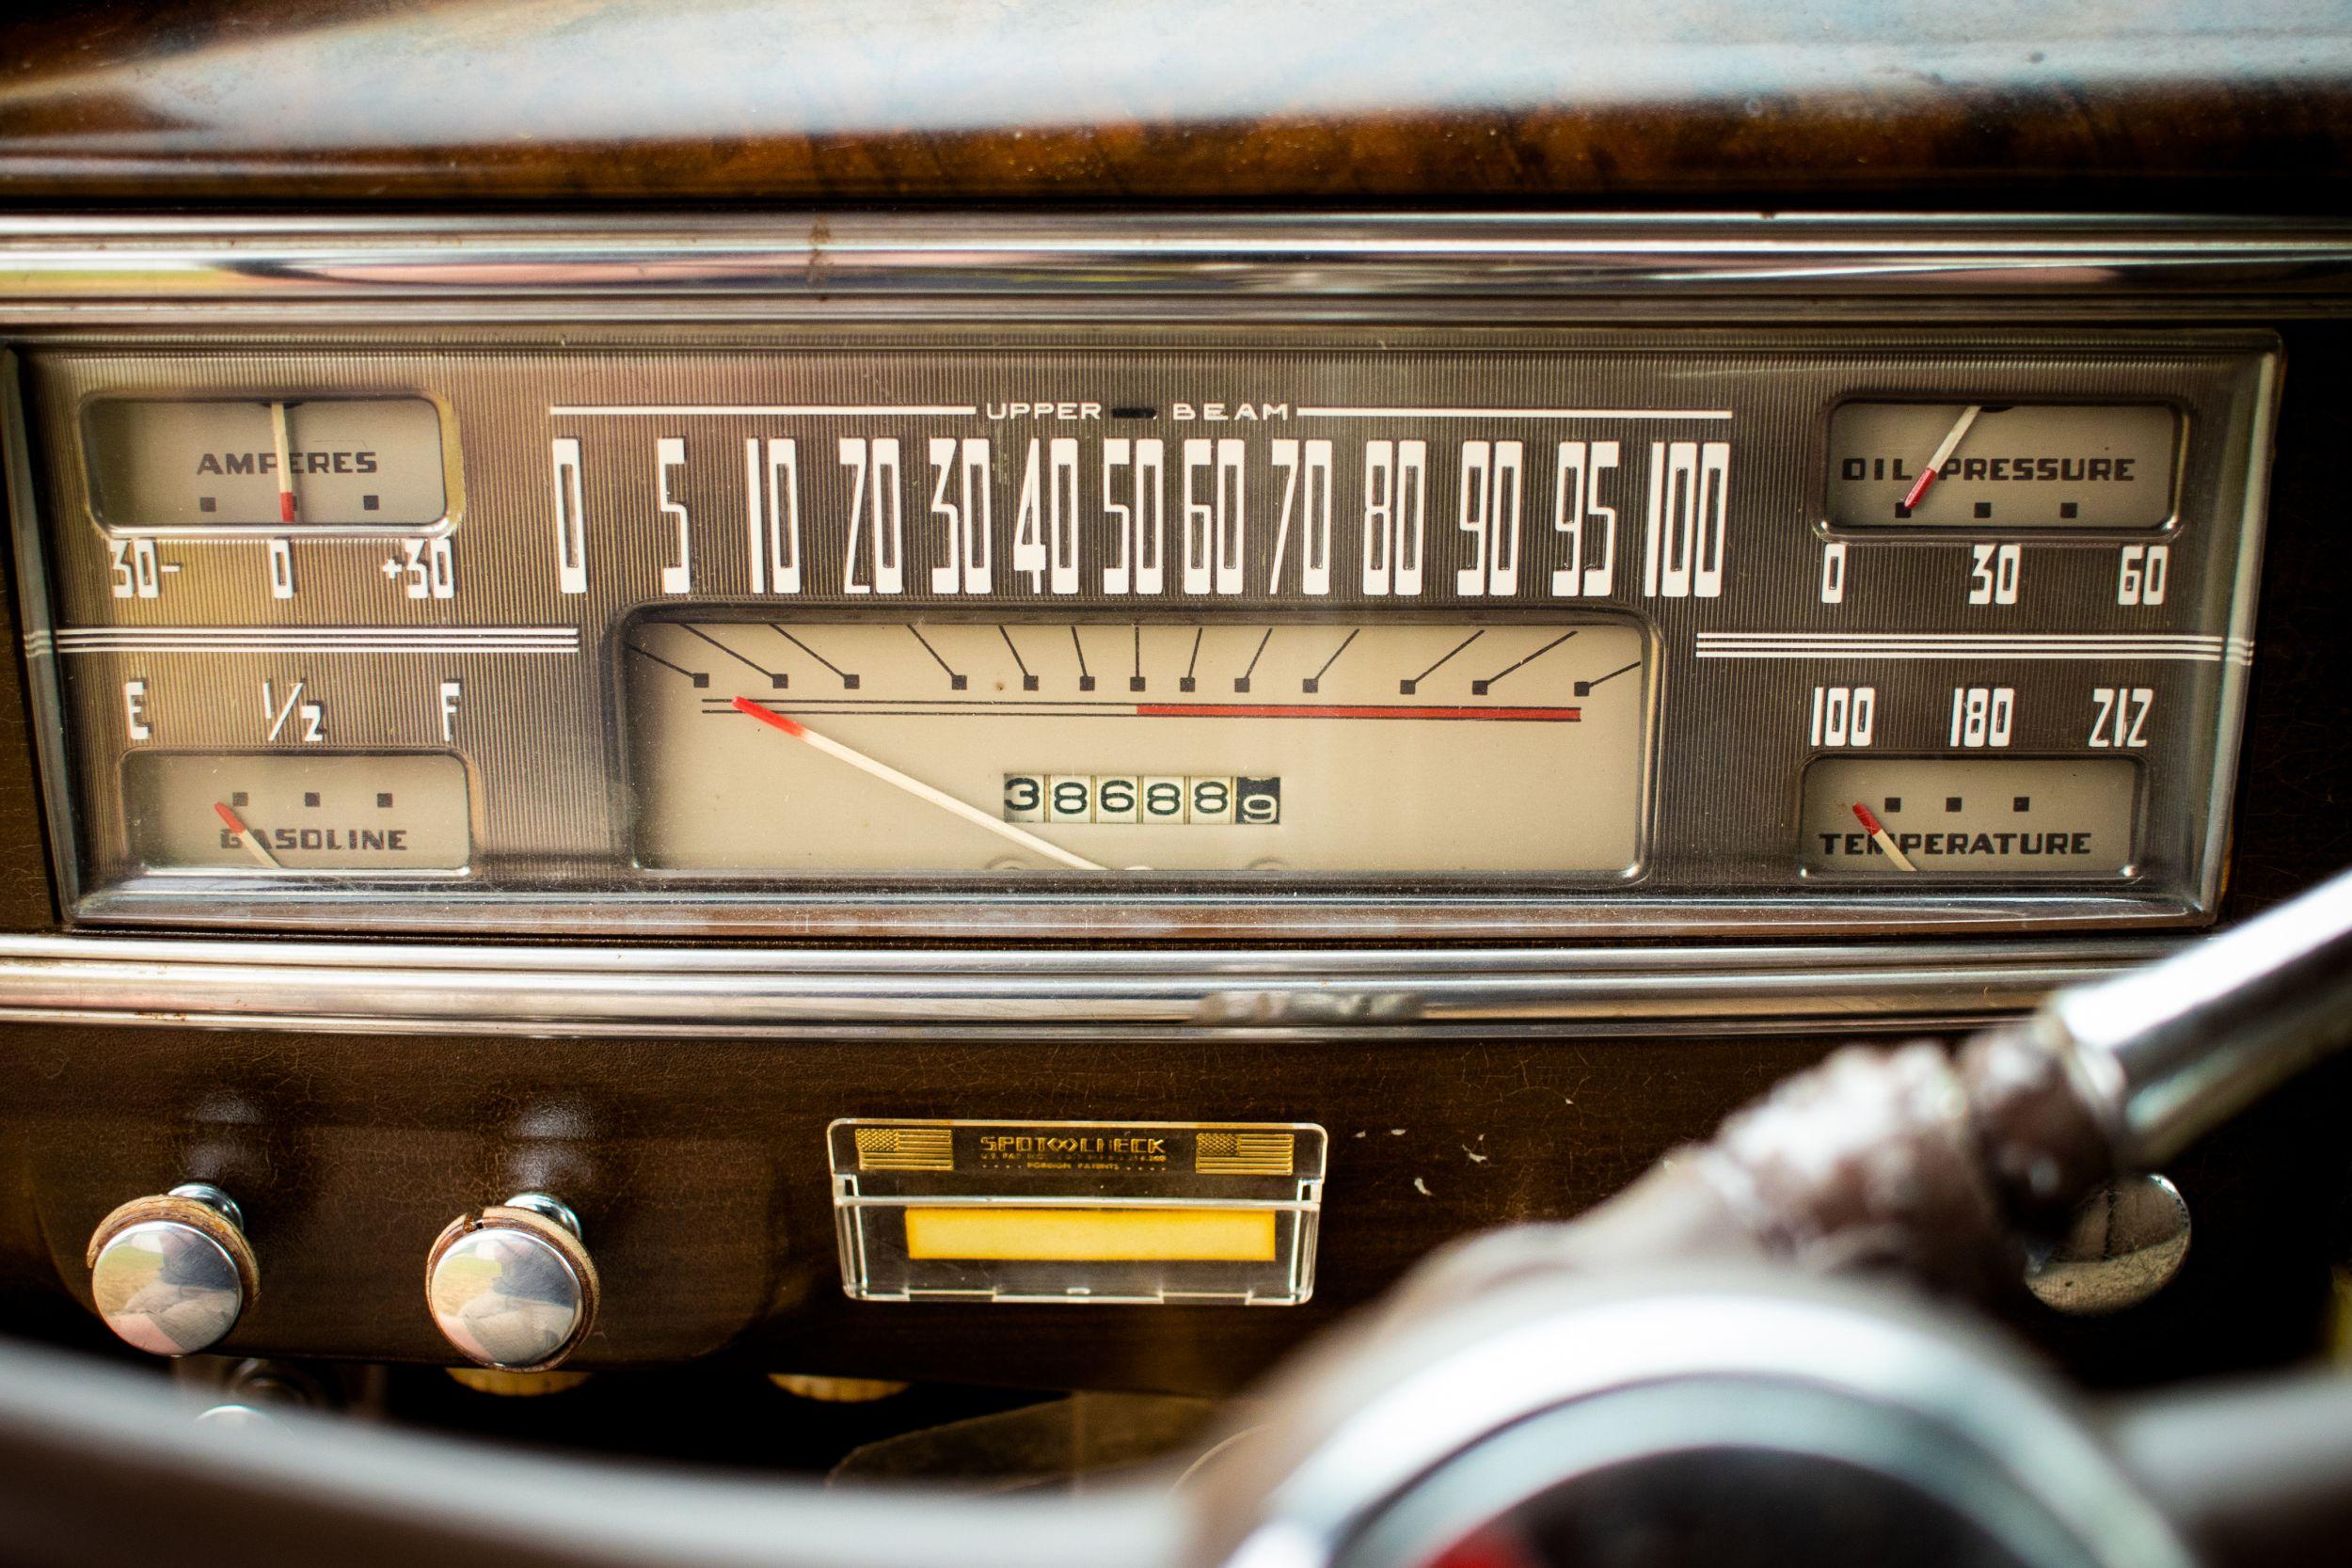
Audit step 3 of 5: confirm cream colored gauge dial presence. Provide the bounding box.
[624,618,1650,876]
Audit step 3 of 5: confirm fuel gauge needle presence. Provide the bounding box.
[213,801,282,869]
[730,696,1108,872]
[1851,801,1917,872]
[1900,403,1982,511]
[269,400,296,524]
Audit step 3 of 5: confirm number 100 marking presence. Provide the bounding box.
[1810,685,1876,748]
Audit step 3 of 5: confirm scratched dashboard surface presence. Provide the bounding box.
[0,0,2346,205]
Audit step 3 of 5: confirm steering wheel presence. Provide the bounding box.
[9,873,2352,1568]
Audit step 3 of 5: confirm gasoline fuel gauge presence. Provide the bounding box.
[122,752,471,874]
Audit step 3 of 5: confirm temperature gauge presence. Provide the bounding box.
[1825,403,2179,530]
[1801,757,2140,878]
[123,752,471,874]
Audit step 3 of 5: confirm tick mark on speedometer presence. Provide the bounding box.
[908,626,966,691]
[1304,629,1359,694]
[628,642,708,689]
[770,626,858,689]
[1473,630,1578,696]
[1235,628,1273,694]
[1402,631,1482,696]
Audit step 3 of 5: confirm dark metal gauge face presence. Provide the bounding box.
[14,331,2276,938]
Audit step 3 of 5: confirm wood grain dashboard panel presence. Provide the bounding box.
[0,0,2345,205]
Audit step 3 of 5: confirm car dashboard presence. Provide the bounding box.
[0,0,2350,1461]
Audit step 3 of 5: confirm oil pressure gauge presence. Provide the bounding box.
[1826,403,2180,529]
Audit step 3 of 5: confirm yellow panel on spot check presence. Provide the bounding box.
[902,1207,1278,1262]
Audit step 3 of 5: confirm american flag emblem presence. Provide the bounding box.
[1196,1131,1295,1175]
[855,1125,956,1170]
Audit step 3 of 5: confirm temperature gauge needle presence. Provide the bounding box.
[730,696,1108,872]
[269,400,296,523]
[1850,801,1917,872]
[212,801,283,869]
[1900,403,1983,511]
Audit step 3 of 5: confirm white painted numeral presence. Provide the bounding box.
[1641,439,1729,598]
[1361,439,1427,597]
[927,436,993,594]
[2118,544,2169,607]
[1268,438,1334,595]
[1949,686,2016,748]
[2089,687,2153,748]
[840,436,905,594]
[1181,438,1246,594]
[1820,542,1848,605]
[1549,441,1618,597]
[549,437,587,594]
[1809,685,1876,748]
[108,538,160,600]
[400,537,454,600]
[1013,437,1081,594]
[1455,439,1524,596]
[1102,437,1167,595]
[743,437,803,594]
[262,680,325,745]
[1968,542,2021,606]
[266,539,295,600]
[655,436,692,594]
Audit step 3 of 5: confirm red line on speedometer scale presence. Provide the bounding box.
[1135,704,1580,721]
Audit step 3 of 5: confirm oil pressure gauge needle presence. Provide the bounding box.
[1850,801,1917,873]
[269,400,296,524]
[729,696,1108,872]
[1900,403,1983,511]
[213,801,283,870]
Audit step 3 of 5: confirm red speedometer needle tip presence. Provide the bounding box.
[1851,800,1887,836]
[214,800,250,833]
[731,694,803,736]
[1899,468,1938,510]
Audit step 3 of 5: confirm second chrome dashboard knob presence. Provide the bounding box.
[425,1193,598,1371]
[86,1182,258,1356]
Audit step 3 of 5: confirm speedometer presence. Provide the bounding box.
[11,329,2277,938]
[623,616,1650,874]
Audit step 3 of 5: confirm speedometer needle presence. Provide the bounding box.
[213,801,283,869]
[1900,404,1983,511]
[730,696,1108,872]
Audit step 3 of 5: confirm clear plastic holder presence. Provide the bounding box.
[829,1119,1327,1306]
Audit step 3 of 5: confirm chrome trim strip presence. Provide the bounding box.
[0,214,2346,322]
[0,933,2178,1035]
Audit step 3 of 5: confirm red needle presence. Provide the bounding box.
[1901,404,1983,511]
[1851,800,1918,872]
[213,801,282,869]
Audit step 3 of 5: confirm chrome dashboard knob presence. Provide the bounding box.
[85,1183,258,1356]
[424,1192,599,1371]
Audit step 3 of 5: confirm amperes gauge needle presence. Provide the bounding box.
[1900,403,1983,511]
[269,400,297,524]
[213,801,283,869]
[730,696,1109,872]
[1850,801,1917,872]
